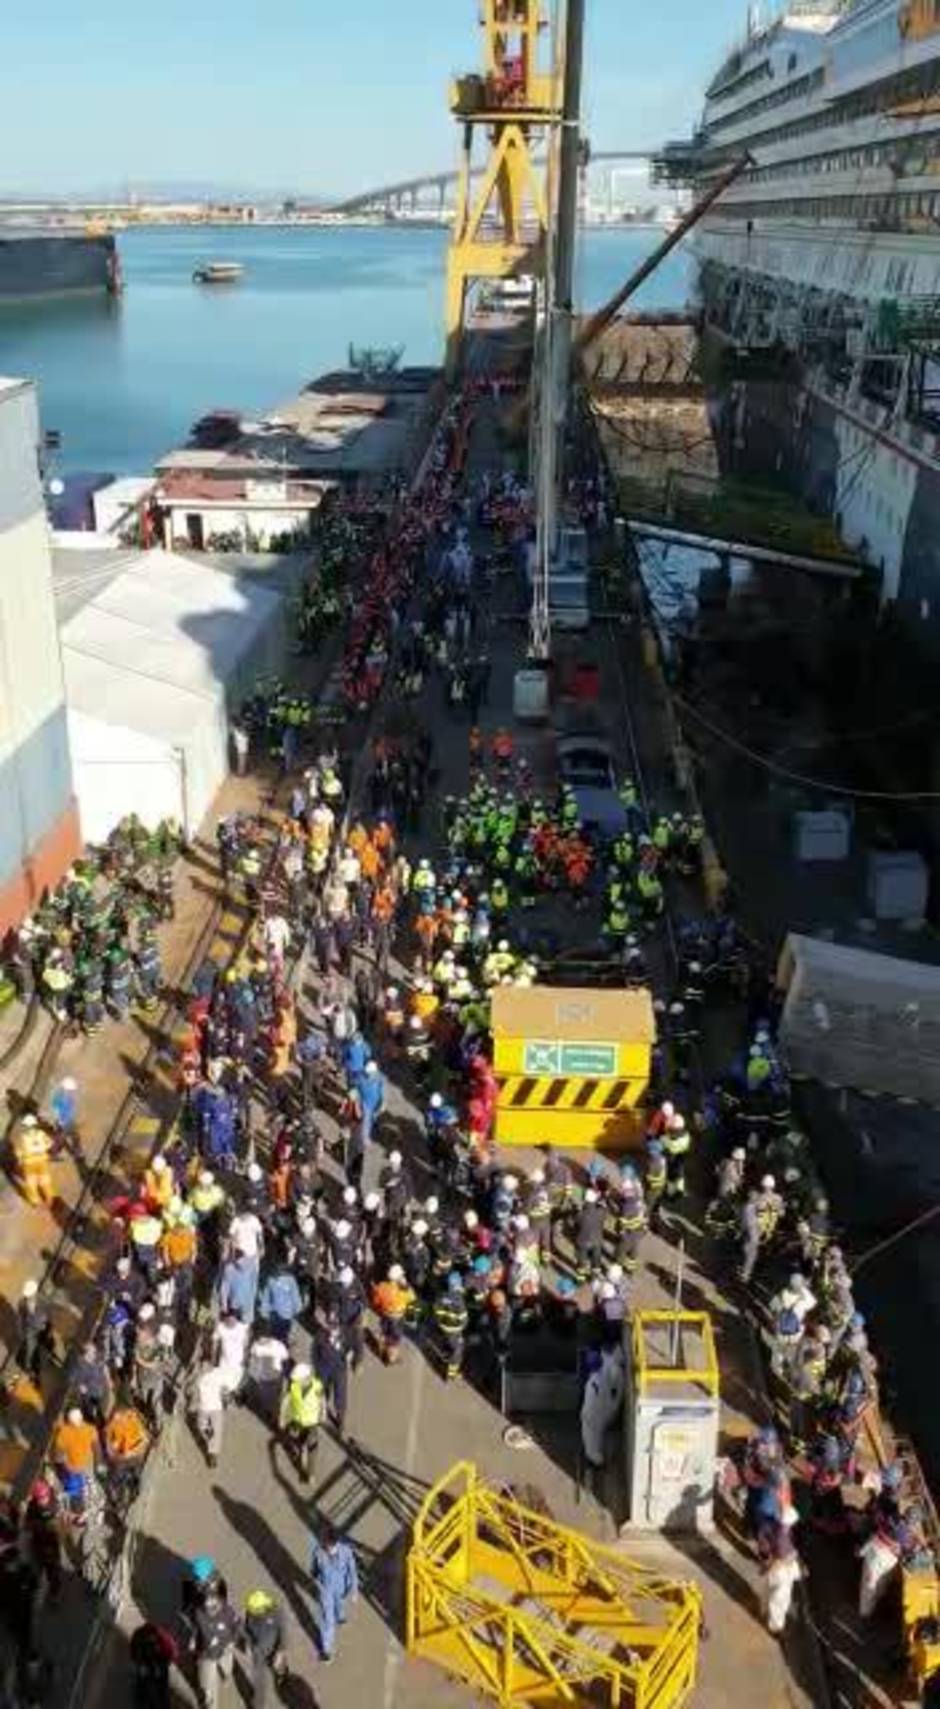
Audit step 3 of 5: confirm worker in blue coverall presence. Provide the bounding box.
[310,1520,359,1662]
[194,1083,237,1168]
[347,1059,384,1184]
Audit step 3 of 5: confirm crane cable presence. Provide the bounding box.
[672,687,940,800]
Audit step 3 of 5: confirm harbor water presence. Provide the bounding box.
[0,223,690,475]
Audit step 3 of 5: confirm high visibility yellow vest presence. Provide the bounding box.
[663,1127,690,1157]
[287,1377,323,1428]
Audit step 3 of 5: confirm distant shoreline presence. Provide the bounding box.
[1,217,677,237]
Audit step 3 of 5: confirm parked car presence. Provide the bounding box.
[556,732,628,840]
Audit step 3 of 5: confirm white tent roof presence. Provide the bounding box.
[778,932,940,1102]
[64,648,212,742]
[60,547,283,718]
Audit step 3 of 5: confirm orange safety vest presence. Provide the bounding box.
[372,1280,411,1321]
[161,1224,197,1268]
[105,1407,148,1462]
[55,1419,98,1474]
[372,886,395,923]
[416,914,438,949]
[270,1162,293,1210]
[276,1005,297,1049]
[144,1169,174,1210]
[359,842,381,882]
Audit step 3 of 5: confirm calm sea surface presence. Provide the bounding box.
[0,223,690,475]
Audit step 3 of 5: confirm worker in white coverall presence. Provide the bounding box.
[580,1348,625,1477]
[762,1534,803,1635]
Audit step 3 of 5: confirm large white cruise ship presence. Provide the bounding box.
[655,0,940,616]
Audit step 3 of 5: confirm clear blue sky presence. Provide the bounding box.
[4,0,744,196]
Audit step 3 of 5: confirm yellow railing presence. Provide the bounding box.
[407,1463,701,1708]
[632,1311,720,1399]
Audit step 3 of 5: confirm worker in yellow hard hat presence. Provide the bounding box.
[243,1588,288,1696]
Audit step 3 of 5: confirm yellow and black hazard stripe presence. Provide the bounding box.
[497,1075,635,1113]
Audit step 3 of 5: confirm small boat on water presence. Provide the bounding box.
[192,262,244,284]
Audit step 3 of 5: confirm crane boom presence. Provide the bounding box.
[574,153,752,359]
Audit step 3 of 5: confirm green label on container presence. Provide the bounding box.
[560,1042,618,1077]
[522,1040,618,1077]
[523,1040,562,1075]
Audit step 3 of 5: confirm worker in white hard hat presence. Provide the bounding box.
[705,1145,748,1237]
[278,1361,325,1483]
[575,1187,607,1282]
[143,1151,174,1213]
[371,1265,414,1365]
[17,1276,54,1385]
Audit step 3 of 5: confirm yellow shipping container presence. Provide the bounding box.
[490,984,656,1150]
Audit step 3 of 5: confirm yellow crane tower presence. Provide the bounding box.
[445,0,558,380]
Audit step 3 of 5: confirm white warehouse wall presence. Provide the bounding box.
[0,379,77,906]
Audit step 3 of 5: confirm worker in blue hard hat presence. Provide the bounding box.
[180,1554,227,1648]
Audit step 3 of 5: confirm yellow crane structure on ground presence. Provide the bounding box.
[445,0,558,380]
[407,1462,701,1707]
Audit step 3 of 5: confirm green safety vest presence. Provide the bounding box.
[662,1128,690,1157]
[190,1184,223,1216]
[130,1215,163,1248]
[616,1203,645,1232]
[756,1201,779,1238]
[286,1376,323,1428]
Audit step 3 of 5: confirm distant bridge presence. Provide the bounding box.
[331,150,656,215]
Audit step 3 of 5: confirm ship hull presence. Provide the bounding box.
[0,233,119,302]
[705,334,940,623]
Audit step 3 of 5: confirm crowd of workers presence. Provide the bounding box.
[696,1012,938,1638]
[0,375,932,1709]
[1,817,182,1034]
[296,499,386,653]
[0,389,487,1706]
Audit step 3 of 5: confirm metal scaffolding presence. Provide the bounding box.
[406,1461,702,1708]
